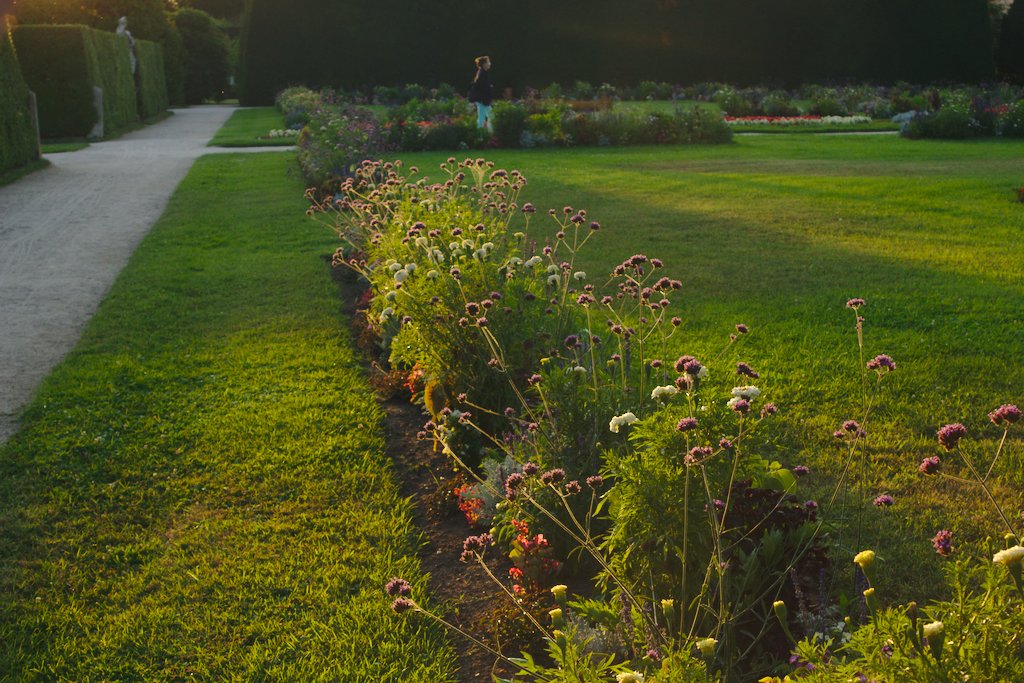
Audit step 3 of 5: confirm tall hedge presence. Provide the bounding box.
[135,38,168,119]
[997,0,1024,83]
[13,25,137,138]
[1,17,40,174]
[239,0,994,104]
[173,7,229,103]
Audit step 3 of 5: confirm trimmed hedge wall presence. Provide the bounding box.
[1,18,40,174]
[135,39,169,119]
[239,0,994,104]
[13,25,138,139]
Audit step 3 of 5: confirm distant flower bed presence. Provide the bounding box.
[724,115,873,126]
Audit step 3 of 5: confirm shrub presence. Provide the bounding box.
[0,17,39,174]
[904,108,983,139]
[173,8,228,104]
[13,25,136,138]
[134,39,168,119]
[491,100,528,148]
[295,105,384,189]
[1002,99,1024,136]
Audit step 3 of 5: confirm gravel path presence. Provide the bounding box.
[0,105,284,443]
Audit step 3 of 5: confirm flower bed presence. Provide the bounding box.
[307,156,1024,681]
[724,115,873,126]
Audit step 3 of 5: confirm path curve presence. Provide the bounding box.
[0,105,282,443]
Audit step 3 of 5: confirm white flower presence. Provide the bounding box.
[731,385,760,399]
[726,396,745,409]
[474,249,487,261]
[384,291,397,302]
[432,249,445,262]
[697,366,709,379]
[482,241,494,251]
[609,412,638,433]
[616,672,644,683]
[573,271,586,281]
[405,263,417,273]
[508,257,523,267]
[394,269,408,283]
[923,621,944,640]
[547,274,560,287]
[426,270,439,280]
[993,545,1024,566]
[388,262,403,273]
[651,385,679,401]
[546,264,559,275]
[525,256,543,268]
[415,236,429,248]
[449,242,461,251]
[380,307,394,319]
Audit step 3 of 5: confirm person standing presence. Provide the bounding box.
[468,55,493,131]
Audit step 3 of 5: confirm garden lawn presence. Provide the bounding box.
[0,152,455,681]
[395,136,1024,601]
[207,107,294,147]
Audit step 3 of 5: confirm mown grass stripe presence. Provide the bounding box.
[0,152,455,681]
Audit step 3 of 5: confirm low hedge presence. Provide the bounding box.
[135,39,169,119]
[1,18,39,174]
[13,24,138,139]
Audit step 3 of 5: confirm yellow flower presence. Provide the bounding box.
[696,637,717,657]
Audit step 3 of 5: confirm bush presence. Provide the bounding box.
[173,7,229,104]
[13,24,136,138]
[1002,100,1024,136]
[134,39,168,119]
[0,17,40,174]
[295,104,384,189]
[491,100,528,148]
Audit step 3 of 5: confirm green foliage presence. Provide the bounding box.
[0,152,457,680]
[134,38,169,119]
[160,20,186,105]
[1002,99,1024,136]
[0,17,39,174]
[997,0,1024,83]
[14,0,170,40]
[12,24,138,138]
[794,557,1024,682]
[296,105,384,188]
[177,0,245,20]
[172,7,228,103]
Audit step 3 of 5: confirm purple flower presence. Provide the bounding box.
[736,362,760,378]
[846,298,866,309]
[866,354,896,371]
[505,472,524,490]
[919,455,941,475]
[793,465,809,476]
[989,403,1021,426]
[843,420,861,432]
[735,323,749,334]
[476,317,488,327]
[760,403,778,418]
[676,417,699,432]
[932,529,953,556]
[541,469,566,485]
[565,480,582,495]
[385,578,413,597]
[465,302,480,315]
[873,494,895,507]
[688,445,713,459]
[671,316,682,327]
[729,398,750,414]
[805,500,818,511]
[528,374,542,385]
[523,462,539,476]
[391,597,414,613]
[937,423,967,450]
[719,438,733,450]
[521,203,536,214]
[589,221,600,231]
[586,475,604,488]
[463,533,493,553]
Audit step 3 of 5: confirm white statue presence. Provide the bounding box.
[116,16,137,74]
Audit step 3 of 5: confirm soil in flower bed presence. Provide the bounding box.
[331,260,557,680]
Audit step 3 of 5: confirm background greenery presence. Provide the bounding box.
[0,152,456,681]
[0,16,39,175]
[238,0,995,104]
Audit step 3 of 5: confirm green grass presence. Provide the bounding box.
[0,152,455,681]
[207,107,297,147]
[395,136,1024,600]
[42,142,89,154]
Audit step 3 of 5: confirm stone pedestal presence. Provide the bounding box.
[88,86,104,140]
